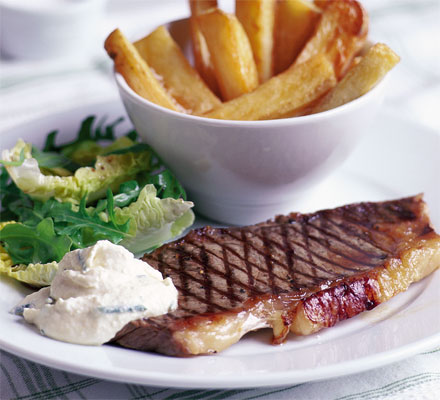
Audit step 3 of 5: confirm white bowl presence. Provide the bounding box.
[115,19,388,225]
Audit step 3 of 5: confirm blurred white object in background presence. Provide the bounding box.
[0,0,107,60]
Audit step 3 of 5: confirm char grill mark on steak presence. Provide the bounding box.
[114,195,440,356]
[184,232,277,293]
[280,223,301,290]
[252,225,374,274]
[304,216,390,263]
[229,228,335,282]
[319,214,392,253]
[158,247,230,314]
[308,210,393,255]
[217,228,336,288]
[241,230,255,289]
[261,228,277,294]
[221,244,238,308]
[300,218,315,278]
[159,238,259,301]
[198,246,213,312]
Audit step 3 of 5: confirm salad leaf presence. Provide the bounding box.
[51,191,130,249]
[115,185,194,254]
[0,244,58,287]
[0,148,25,167]
[0,115,195,284]
[0,243,14,271]
[2,139,152,204]
[1,219,72,264]
[8,196,53,227]
[42,116,137,167]
[31,145,79,173]
[43,116,123,152]
[144,168,187,200]
[118,144,187,201]
[0,191,130,265]
[1,186,193,266]
[0,221,57,287]
[1,166,32,222]
[62,136,136,167]
[104,143,151,156]
[95,180,141,212]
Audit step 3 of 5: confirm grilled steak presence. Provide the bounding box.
[114,195,440,356]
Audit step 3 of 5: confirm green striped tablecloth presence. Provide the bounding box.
[1,348,439,399]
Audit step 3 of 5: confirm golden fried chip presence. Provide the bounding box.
[134,26,221,114]
[273,0,321,75]
[204,54,336,120]
[104,29,180,111]
[189,0,220,96]
[311,43,400,113]
[236,0,276,83]
[295,0,369,79]
[197,8,259,101]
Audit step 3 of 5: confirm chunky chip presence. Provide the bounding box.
[104,29,181,112]
[294,0,369,79]
[134,26,221,114]
[104,0,399,120]
[196,8,259,101]
[204,54,336,120]
[236,0,275,83]
[189,0,219,96]
[273,0,321,75]
[311,43,400,113]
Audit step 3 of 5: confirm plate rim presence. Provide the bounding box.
[1,319,439,388]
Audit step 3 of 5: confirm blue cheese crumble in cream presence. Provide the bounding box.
[12,240,178,345]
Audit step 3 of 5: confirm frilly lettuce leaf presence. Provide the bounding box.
[0,186,194,285]
[62,136,135,166]
[43,115,133,166]
[1,120,196,287]
[113,185,194,254]
[0,222,58,287]
[0,252,58,287]
[0,244,13,270]
[2,139,151,204]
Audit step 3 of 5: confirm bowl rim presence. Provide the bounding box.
[115,57,389,128]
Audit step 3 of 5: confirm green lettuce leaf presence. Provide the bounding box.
[62,136,135,167]
[0,219,72,264]
[113,185,194,254]
[31,145,79,174]
[43,115,136,167]
[51,191,130,249]
[0,166,33,222]
[109,143,187,201]
[0,253,58,287]
[0,222,59,287]
[43,115,128,152]
[0,185,192,266]
[94,180,141,212]
[0,115,196,286]
[1,139,151,204]
[0,218,57,287]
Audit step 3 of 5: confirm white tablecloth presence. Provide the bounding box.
[1,1,439,399]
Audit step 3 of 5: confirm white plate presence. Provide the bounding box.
[0,101,439,389]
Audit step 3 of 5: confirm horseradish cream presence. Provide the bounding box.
[13,241,178,345]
